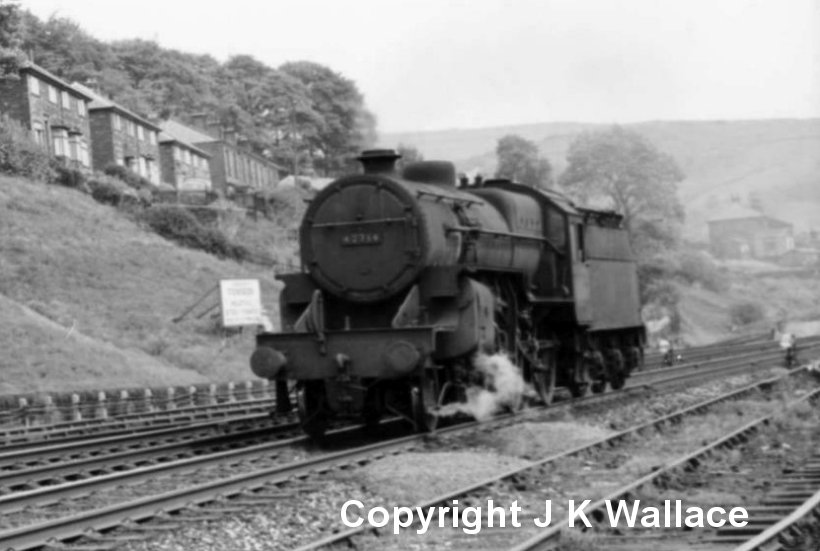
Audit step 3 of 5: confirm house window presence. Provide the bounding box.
[183,149,191,164]
[61,91,71,109]
[174,146,182,161]
[52,128,68,156]
[149,131,156,145]
[28,75,40,96]
[137,125,145,141]
[78,101,86,117]
[114,114,122,130]
[48,85,58,104]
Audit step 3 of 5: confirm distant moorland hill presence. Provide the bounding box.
[381,119,820,240]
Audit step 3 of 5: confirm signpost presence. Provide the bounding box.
[219,279,263,327]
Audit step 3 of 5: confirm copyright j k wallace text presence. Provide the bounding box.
[340,499,750,535]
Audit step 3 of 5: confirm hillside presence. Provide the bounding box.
[675,264,820,347]
[381,119,820,240]
[0,175,284,394]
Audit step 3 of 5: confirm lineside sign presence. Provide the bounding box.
[219,279,262,327]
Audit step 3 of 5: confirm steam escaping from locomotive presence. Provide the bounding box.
[435,353,534,422]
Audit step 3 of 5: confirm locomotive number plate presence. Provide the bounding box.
[341,232,383,246]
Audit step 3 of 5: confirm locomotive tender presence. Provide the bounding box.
[251,150,645,436]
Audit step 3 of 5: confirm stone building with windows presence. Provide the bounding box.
[160,119,280,198]
[72,83,161,185]
[708,204,795,260]
[0,62,92,169]
[158,124,212,192]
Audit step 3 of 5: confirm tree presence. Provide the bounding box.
[495,134,552,188]
[559,125,684,256]
[13,9,378,178]
[280,61,376,175]
[0,1,24,78]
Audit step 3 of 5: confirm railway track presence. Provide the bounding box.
[0,343,809,551]
[290,365,817,551]
[719,454,820,551]
[0,415,305,493]
[642,334,814,371]
[502,383,820,551]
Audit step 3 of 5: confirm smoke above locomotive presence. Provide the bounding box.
[251,149,645,437]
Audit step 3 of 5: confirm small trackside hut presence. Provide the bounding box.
[251,150,645,437]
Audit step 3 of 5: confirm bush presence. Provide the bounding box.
[730,301,765,326]
[54,165,87,190]
[103,163,154,190]
[86,174,129,206]
[676,251,726,292]
[140,205,249,261]
[0,116,55,182]
[266,186,312,228]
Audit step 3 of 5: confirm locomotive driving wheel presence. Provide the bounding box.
[589,351,608,394]
[296,381,329,439]
[532,348,557,406]
[567,351,592,398]
[608,349,627,390]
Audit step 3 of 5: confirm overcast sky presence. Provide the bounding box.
[20,0,820,133]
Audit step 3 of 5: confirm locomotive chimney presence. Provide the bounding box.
[356,149,401,175]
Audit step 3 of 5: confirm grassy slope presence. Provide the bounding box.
[382,119,820,239]
[0,175,286,393]
[676,264,820,346]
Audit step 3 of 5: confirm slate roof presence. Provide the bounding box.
[71,82,160,130]
[160,119,218,144]
[707,204,791,227]
[158,122,211,158]
[21,62,94,100]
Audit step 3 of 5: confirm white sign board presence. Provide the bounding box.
[220,279,263,327]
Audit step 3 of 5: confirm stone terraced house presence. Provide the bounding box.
[158,124,212,192]
[0,62,93,169]
[72,82,161,185]
[160,119,281,198]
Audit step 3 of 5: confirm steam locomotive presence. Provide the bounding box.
[251,150,645,437]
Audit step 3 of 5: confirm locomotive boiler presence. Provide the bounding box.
[251,150,645,436]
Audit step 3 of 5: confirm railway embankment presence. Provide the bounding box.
[0,174,289,393]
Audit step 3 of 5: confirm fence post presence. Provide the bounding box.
[166,387,177,410]
[143,388,155,413]
[17,398,30,427]
[95,392,108,420]
[43,394,60,424]
[70,393,82,421]
[119,390,134,416]
[242,380,254,401]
